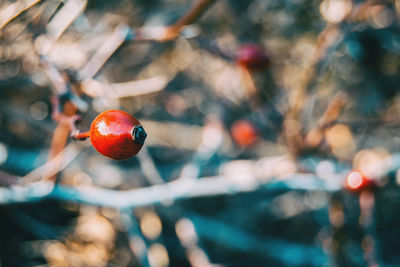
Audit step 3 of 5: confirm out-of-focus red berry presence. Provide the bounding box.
[89,110,147,160]
[236,44,271,70]
[231,119,258,147]
[345,170,375,192]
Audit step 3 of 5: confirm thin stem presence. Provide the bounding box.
[239,65,262,108]
[304,92,347,148]
[20,143,87,184]
[78,25,130,80]
[42,61,79,182]
[0,0,43,30]
[171,0,217,31]
[72,131,91,140]
[138,0,218,41]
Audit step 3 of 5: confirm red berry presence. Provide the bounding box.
[89,110,147,160]
[236,44,270,70]
[231,119,258,147]
[345,170,375,192]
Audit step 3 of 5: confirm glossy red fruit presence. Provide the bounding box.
[236,44,271,70]
[345,170,376,192]
[89,110,147,160]
[231,119,258,147]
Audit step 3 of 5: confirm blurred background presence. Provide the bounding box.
[1,0,400,266]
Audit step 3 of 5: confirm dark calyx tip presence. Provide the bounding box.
[132,125,147,145]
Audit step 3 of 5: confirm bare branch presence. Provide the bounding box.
[78,25,130,80]
[1,170,344,208]
[0,0,43,30]
[136,0,217,41]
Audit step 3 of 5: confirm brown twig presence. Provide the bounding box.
[78,24,130,80]
[41,61,80,182]
[283,23,341,156]
[317,92,348,128]
[137,0,217,41]
[288,23,341,121]
[239,65,262,108]
[34,0,88,55]
[347,1,386,22]
[0,0,43,30]
[284,1,390,156]
[304,92,348,149]
[45,0,87,40]
[72,131,90,140]
[172,0,216,30]
[20,142,88,185]
[47,98,78,182]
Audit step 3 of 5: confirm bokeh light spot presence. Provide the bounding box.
[147,243,169,267]
[30,101,49,120]
[140,211,162,240]
[346,171,363,190]
[319,0,352,23]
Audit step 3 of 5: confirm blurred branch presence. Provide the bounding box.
[136,0,217,41]
[109,75,172,98]
[304,92,348,149]
[20,142,89,184]
[0,168,344,208]
[0,0,43,30]
[7,206,64,239]
[41,59,70,95]
[284,24,341,156]
[137,147,165,185]
[4,148,400,218]
[177,118,224,180]
[35,0,88,55]
[169,0,217,32]
[120,209,150,267]
[317,92,348,129]
[189,213,328,266]
[45,0,87,41]
[284,1,390,156]
[39,53,88,183]
[287,23,340,121]
[0,171,19,187]
[239,65,262,108]
[46,105,77,182]
[78,24,130,80]
[42,63,80,182]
